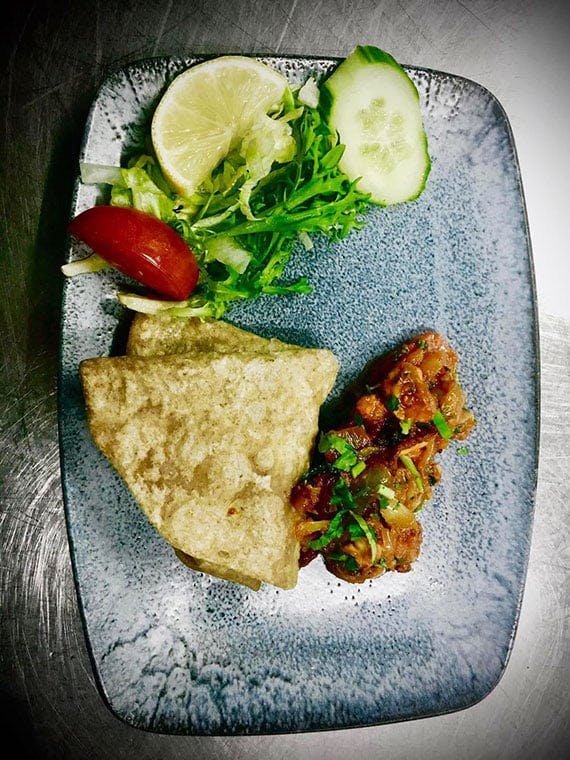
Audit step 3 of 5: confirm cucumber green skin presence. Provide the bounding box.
[320,45,431,206]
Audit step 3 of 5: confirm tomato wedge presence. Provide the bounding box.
[68,206,199,300]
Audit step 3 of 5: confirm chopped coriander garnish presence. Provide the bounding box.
[456,446,470,455]
[328,551,359,574]
[318,432,359,471]
[386,395,400,412]
[347,521,365,540]
[334,450,358,471]
[348,510,377,564]
[329,478,357,511]
[415,339,428,349]
[308,511,345,550]
[307,479,378,566]
[344,555,360,573]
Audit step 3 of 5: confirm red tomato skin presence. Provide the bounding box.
[68,206,199,300]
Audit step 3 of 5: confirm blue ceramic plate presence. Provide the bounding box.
[58,55,539,735]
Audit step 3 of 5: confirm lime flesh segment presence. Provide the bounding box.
[151,56,290,198]
[322,46,430,205]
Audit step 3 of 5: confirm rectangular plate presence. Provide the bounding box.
[58,55,539,734]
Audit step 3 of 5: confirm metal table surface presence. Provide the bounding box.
[1,1,568,757]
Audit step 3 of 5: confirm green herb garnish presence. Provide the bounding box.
[308,479,377,566]
[386,395,399,412]
[329,478,358,510]
[351,460,366,478]
[318,432,359,472]
[328,553,359,573]
[399,453,424,493]
[433,409,453,440]
[307,511,345,550]
[347,521,366,540]
[348,510,378,564]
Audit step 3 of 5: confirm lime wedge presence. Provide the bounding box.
[151,56,290,197]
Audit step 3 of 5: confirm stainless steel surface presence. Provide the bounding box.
[1,1,568,757]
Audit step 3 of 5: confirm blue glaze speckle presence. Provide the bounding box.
[58,56,539,735]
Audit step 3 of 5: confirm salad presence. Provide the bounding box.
[65,46,431,319]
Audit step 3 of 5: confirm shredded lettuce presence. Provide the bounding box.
[117,292,223,319]
[203,236,252,275]
[116,292,189,314]
[110,156,194,221]
[237,113,296,220]
[61,253,111,277]
[297,77,320,109]
[80,163,123,185]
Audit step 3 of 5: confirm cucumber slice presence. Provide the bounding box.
[321,46,430,206]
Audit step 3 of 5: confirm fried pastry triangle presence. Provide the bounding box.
[80,346,338,589]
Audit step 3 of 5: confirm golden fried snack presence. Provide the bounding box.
[126,314,306,589]
[127,313,292,357]
[80,348,339,589]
